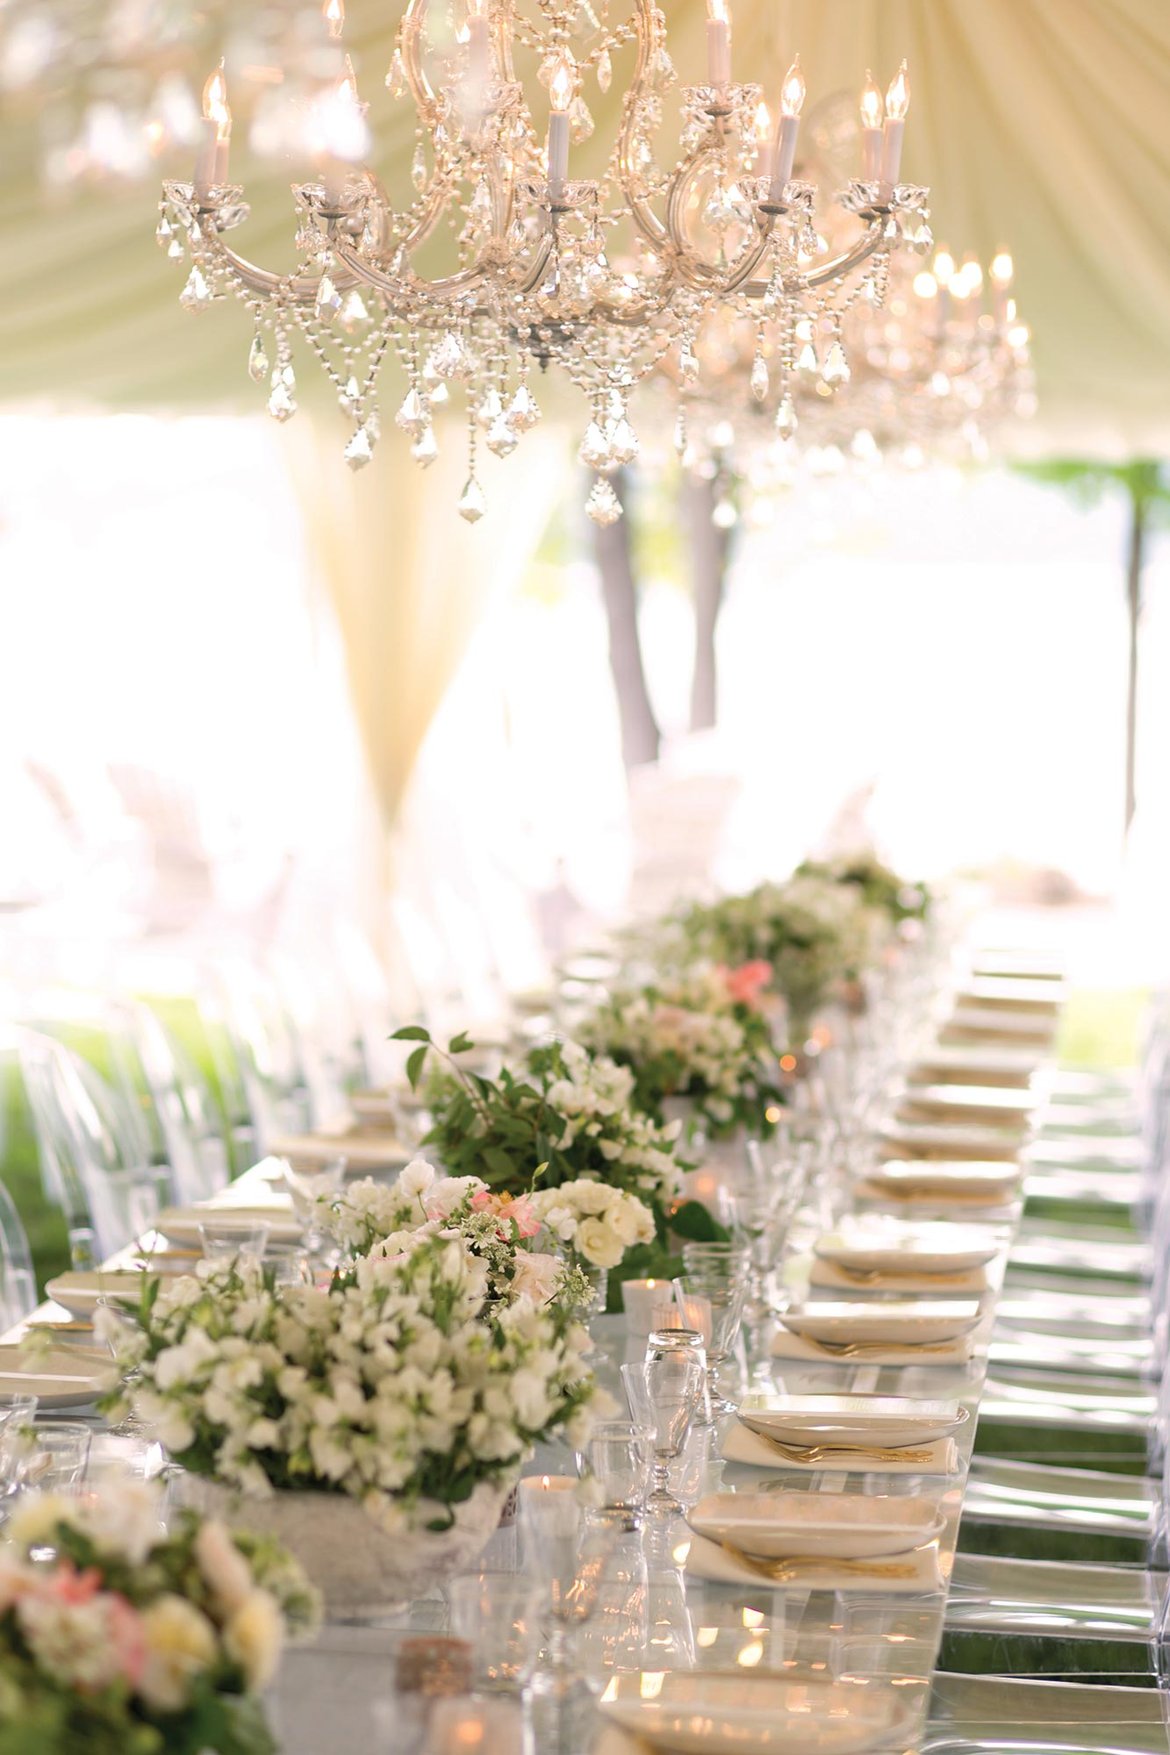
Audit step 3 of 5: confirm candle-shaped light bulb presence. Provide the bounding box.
[879,59,909,190]
[859,70,883,179]
[706,0,732,90]
[338,52,360,106]
[195,61,230,193]
[990,249,1014,289]
[780,56,805,117]
[885,59,910,121]
[961,254,984,297]
[463,0,491,95]
[324,0,345,39]
[933,247,955,286]
[546,56,574,198]
[768,55,803,202]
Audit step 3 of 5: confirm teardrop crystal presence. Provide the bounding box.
[796,342,818,374]
[155,213,173,249]
[316,273,341,320]
[596,48,612,92]
[679,345,700,389]
[822,340,851,387]
[179,266,211,312]
[774,397,798,439]
[411,143,428,192]
[750,353,769,402]
[386,49,406,98]
[395,387,428,433]
[340,290,369,330]
[411,424,439,467]
[653,47,676,90]
[578,420,611,471]
[344,426,373,469]
[569,94,595,143]
[267,382,296,422]
[167,238,185,261]
[508,385,540,431]
[608,418,639,466]
[477,388,504,428]
[247,334,269,384]
[458,475,487,523]
[486,418,519,458]
[586,478,622,526]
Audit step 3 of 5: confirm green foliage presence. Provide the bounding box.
[1015,457,1170,523]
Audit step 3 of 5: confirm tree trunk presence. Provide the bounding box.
[1124,491,1146,841]
[685,475,732,732]
[591,470,661,769]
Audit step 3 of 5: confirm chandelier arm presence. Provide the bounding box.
[333,235,503,303]
[400,0,441,120]
[735,219,888,302]
[614,0,673,258]
[202,232,360,303]
[659,146,775,293]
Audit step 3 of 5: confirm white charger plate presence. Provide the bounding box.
[599,1674,917,1754]
[878,1122,1023,1160]
[814,1222,999,1274]
[736,1394,969,1449]
[45,1269,157,1318]
[0,1343,110,1409]
[863,1160,1022,1199]
[686,1491,945,1560]
[782,1298,982,1345]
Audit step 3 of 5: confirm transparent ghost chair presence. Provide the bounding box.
[17,1030,168,1265]
[0,1179,38,1330]
[208,961,313,1159]
[925,1672,1170,1755]
[125,1002,229,1205]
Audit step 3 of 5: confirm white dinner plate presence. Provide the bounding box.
[349,1093,401,1126]
[46,1269,158,1317]
[898,1084,1036,1126]
[863,1160,1023,1199]
[153,1205,304,1246]
[736,1394,969,1449]
[268,1133,414,1174]
[878,1122,1023,1161]
[599,1673,917,1754]
[781,1299,981,1345]
[814,1221,1000,1274]
[0,1344,111,1409]
[686,1491,945,1560]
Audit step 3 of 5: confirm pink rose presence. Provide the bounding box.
[722,960,772,1008]
[469,1188,540,1239]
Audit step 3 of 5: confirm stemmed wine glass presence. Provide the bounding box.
[620,1356,704,1515]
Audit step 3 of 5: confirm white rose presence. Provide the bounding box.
[567,1180,611,1216]
[574,1217,625,1269]
[5,1492,72,1552]
[424,1176,485,1220]
[139,1595,219,1712]
[194,1520,254,1616]
[224,1589,284,1692]
[77,1480,163,1567]
[510,1251,562,1304]
[607,1196,650,1247]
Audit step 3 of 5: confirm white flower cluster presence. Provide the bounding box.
[528,1179,656,1270]
[103,1231,601,1530]
[542,1040,685,1206]
[0,1479,316,1723]
[319,1159,564,1308]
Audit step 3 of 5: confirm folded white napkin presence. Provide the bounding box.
[808,1257,991,1295]
[683,1531,944,1595]
[770,1328,976,1367]
[720,1419,959,1476]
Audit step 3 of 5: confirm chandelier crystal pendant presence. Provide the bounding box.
[158,2,929,521]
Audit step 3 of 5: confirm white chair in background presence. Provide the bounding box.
[0,1179,38,1331]
[123,1002,229,1205]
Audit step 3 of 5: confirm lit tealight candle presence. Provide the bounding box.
[859,70,883,181]
[427,1698,524,1755]
[706,0,732,91]
[880,59,910,193]
[768,57,805,204]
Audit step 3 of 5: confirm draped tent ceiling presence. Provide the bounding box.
[2,0,1170,455]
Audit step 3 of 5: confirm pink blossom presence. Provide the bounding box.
[45,1564,103,1607]
[106,1592,147,1689]
[722,960,773,1008]
[469,1188,540,1239]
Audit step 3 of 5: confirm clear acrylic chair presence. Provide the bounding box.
[0,1179,38,1330]
[17,1030,167,1266]
[209,962,313,1159]
[125,1002,229,1205]
[925,1673,1170,1754]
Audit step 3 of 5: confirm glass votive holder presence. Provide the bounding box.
[446,1571,545,1695]
[22,1422,93,1493]
[426,1695,527,1754]
[620,1278,676,1338]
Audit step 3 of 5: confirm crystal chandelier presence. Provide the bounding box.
[661,239,1033,522]
[157,2,929,522]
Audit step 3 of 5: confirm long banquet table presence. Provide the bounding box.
[7,1051,1133,1754]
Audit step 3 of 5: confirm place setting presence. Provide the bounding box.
[770,1297,983,1368]
[721,1394,971,1477]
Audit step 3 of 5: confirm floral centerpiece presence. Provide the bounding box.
[393,1029,726,1294]
[796,853,931,927]
[673,876,870,1038]
[101,1230,602,1612]
[0,1479,317,1755]
[577,961,787,1141]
